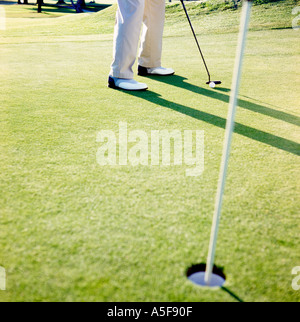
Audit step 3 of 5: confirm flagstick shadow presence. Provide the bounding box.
[125,88,300,156]
[221,286,244,302]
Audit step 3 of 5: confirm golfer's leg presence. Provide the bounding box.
[110,0,145,79]
[138,0,165,68]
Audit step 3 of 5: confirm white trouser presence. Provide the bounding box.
[110,0,166,79]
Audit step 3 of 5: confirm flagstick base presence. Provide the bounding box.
[188,272,225,288]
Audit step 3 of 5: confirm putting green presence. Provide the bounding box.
[0,1,299,302]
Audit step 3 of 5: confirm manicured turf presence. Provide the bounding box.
[0,0,299,302]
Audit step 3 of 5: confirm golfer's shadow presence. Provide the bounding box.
[148,74,300,127]
[125,75,300,156]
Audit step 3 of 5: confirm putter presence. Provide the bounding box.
[180,0,221,87]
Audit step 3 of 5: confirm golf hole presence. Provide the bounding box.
[186,263,226,288]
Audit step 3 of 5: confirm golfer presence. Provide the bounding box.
[108,0,175,91]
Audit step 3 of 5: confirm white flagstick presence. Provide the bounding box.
[204,0,253,286]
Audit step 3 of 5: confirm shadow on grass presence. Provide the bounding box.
[47,3,110,11]
[221,286,244,303]
[125,75,300,156]
[26,3,111,15]
[152,75,300,128]
[0,1,17,4]
[27,6,75,15]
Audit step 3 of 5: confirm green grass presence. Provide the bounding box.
[0,1,299,302]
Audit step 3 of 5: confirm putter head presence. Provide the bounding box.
[206,81,222,85]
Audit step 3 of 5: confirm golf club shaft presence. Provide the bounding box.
[180,0,211,82]
[205,0,253,285]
